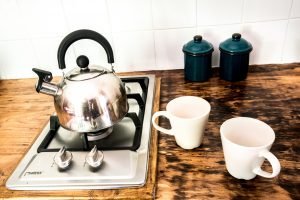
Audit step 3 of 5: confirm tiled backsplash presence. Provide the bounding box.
[0,0,299,79]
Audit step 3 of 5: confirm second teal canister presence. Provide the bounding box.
[219,33,253,81]
[182,35,214,82]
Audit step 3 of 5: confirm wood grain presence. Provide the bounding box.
[155,63,300,200]
[1,63,300,199]
[0,76,161,200]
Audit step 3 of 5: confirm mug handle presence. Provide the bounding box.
[151,111,173,135]
[252,149,281,178]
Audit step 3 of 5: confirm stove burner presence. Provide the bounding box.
[86,127,113,141]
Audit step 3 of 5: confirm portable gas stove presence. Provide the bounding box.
[6,75,156,190]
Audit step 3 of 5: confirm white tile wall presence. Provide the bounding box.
[0,0,28,40]
[282,19,300,62]
[32,37,62,71]
[290,0,300,18]
[112,31,156,71]
[197,0,243,26]
[154,28,196,69]
[0,0,299,79]
[243,0,292,22]
[62,0,110,33]
[31,37,77,76]
[0,40,37,79]
[17,0,67,38]
[152,0,196,29]
[107,0,152,32]
[241,20,288,64]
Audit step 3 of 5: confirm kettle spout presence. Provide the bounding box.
[32,68,60,96]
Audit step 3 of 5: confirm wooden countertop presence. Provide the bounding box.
[1,63,300,199]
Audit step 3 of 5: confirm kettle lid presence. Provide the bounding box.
[219,33,253,54]
[182,35,214,56]
[65,55,108,81]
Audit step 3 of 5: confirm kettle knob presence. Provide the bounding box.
[76,55,89,69]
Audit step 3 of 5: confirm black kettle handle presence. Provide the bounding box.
[57,29,114,69]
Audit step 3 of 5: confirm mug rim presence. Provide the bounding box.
[220,117,275,149]
[166,96,211,120]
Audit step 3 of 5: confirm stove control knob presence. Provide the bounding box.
[86,145,104,168]
[54,146,72,169]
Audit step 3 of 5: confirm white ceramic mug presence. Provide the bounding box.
[220,117,281,180]
[152,96,211,149]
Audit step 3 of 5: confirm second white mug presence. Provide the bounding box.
[151,96,211,149]
[220,117,281,180]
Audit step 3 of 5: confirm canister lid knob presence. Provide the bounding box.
[194,35,202,43]
[232,33,241,41]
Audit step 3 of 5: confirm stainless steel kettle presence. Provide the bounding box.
[32,29,128,132]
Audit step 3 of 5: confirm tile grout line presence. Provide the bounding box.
[195,0,198,28]
[241,0,246,24]
[280,0,294,63]
[150,0,157,68]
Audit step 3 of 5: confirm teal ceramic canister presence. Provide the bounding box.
[219,33,253,81]
[182,35,214,82]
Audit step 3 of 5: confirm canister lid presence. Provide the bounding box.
[183,35,214,56]
[219,33,253,54]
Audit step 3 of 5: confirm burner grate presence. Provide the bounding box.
[37,113,142,153]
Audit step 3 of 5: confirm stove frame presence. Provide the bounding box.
[6,75,156,190]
